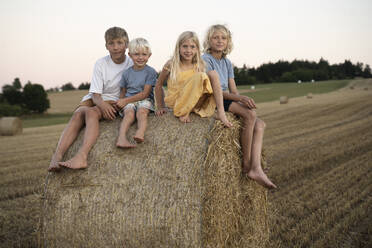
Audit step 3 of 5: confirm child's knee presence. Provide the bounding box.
[136,108,149,117]
[71,108,85,121]
[255,118,266,130]
[86,107,101,119]
[124,108,135,117]
[242,109,256,123]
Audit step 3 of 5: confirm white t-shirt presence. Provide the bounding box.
[81,55,133,102]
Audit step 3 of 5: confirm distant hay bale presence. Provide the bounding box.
[350,86,354,89]
[307,93,313,99]
[364,87,368,91]
[280,96,289,104]
[0,117,22,136]
[40,113,269,248]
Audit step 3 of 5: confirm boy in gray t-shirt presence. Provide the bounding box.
[116,38,157,148]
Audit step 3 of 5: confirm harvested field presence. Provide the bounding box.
[47,90,88,113]
[0,79,371,247]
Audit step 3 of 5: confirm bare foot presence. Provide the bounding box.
[243,167,277,189]
[48,154,62,172]
[133,136,144,143]
[58,153,88,169]
[133,130,145,143]
[215,111,233,128]
[179,114,191,123]
[116,138,137,148]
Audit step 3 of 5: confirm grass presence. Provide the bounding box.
[22,113,72,128]
[239,79,350,103]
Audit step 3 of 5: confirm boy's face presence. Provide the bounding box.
[210,30,228,53]
[106,38,127,64]
[129,48,151,69]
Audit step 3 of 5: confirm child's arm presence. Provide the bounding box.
[155,64,170,116]
[92,93,117,120]
[225,78,256,109]
[116,85,152,109]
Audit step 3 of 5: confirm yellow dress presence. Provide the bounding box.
[165,69,216,117]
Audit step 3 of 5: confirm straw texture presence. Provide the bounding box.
[40,113,268,247]
[0,117,22,136]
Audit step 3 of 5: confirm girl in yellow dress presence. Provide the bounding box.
[154,31,232,127]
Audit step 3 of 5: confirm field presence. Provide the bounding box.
[22,81,349,128]
[0,79,371,247]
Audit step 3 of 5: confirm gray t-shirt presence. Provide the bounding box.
[120,65,157,100]
[202,53,234,91]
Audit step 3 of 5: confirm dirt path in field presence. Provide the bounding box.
[260,79,372,247]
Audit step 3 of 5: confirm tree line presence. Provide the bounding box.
[0,78,50,116]
[233,58,372,85]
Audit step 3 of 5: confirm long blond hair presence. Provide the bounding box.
[203,24,233,57]
[169,31,205,83]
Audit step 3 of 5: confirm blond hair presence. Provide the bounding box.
[203,24,233,57]
[169,31,205,83]
[128,38,151,54]
[104,27,129,45]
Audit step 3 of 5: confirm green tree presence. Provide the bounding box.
[61,82,76,91]
[23,83,50,113]
[362,64,372,78]
[2,84,23,105]
[12,78,22,90]
[78,82,90,90]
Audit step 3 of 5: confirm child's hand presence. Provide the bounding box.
[99,102,117,120]
[116,99,128,110]
[239,96,257,109]
[156,107,168,116]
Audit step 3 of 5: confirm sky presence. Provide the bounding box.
[0,0,371,90]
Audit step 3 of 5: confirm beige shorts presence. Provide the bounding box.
[75,99,116,111]
[119,98,155,117]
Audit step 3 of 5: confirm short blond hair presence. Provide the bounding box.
[203,24,233,57]
[128,38,151,54]
[104,27,129,44]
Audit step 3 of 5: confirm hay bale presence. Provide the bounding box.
[0,117,22,136]
[364,87,368,91]
[350,86,354,89]
[280,96,289,104]
[307,93,313,99]
[40,113,268,248]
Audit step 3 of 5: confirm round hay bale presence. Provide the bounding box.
[280,96,289,104]
[307,93,313,99]
[364,87,368,91]
[0,117,22,136]
[40,113,269,248]
[350,86,354,89]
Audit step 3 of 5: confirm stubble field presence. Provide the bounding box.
[0,80,371,247]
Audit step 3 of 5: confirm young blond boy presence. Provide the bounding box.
[48,27,133,171]
[115,38,157,148]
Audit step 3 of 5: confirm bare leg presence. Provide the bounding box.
[134,108,149,143]
[59,106,103,169]
[229,102,256,170]
[116,108,136,148]
[48,107,88,172]
[247,119,277,189]
[209,73,232,128]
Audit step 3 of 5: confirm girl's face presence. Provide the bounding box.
[209,30,228,53]
[179,38,198,63]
